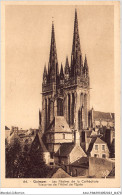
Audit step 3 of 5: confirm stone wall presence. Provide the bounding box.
[89,157,115,178]
[70,166,88,177]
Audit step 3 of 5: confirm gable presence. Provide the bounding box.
[31,133,48,153]
[95,137,106,144]
[69,145,86,164]
[51,168,71,178]
[55,143,74,157]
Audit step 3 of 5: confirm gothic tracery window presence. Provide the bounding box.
[57,98,63,116]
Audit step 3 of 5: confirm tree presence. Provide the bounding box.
[6,138,22,178]
[24,133,51,178]
[5,134,52,178]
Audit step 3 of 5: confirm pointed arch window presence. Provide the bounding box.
[57,98,63,116]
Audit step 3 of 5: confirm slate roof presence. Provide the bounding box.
[55,143,74,157]
[70,157,89,168]
[93,111,115,121]
[38,132,48,152]
[31,132,48,152]
[55,143,86,158]
[47,167,71,178]
[46,116,72,133]
[95,137,106,144]
[5,126,10,130]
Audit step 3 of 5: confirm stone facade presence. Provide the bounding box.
[87,137,110,159]
[89,157,115,178]
[40,9,115,164]
[41,10,90,153]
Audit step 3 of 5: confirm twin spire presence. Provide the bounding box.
[43,9,89,85]
[49,22,57,65]
[72,9,81,57]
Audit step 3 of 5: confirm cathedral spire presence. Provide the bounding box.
[71,9,83,77]
[72,9,81,54]
[49,21,57,64]
[49,21,59,83]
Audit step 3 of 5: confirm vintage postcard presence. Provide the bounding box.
[1,1,120,188]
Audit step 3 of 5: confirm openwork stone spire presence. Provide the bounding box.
[71,9,83,77]
[49,22,59,82]
[49,22,57,64]
[72,9,81,56]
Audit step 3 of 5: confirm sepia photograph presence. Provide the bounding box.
[1,1,120,188]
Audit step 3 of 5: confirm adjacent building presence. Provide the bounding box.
[87,137,110,158]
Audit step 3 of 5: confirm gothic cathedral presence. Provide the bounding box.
[41,10,90,154]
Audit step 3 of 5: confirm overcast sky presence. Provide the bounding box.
[5,5,114,129]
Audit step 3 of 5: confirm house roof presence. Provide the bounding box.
[95,137,106,144]
[46,116,72,133]
[31,132,48,152]
[54,143,86,159]
[55,143,74,157]
[47,167,71,178]
[5,126,10,130]
[87,137,107,155]
[38,132,48,152]
[70,157,89,168]
[93,111,115,121]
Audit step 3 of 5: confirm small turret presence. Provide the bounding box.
[43,64,47,84]
[60,63,64,84]
[84,55,89,78]
[64,57,70,79]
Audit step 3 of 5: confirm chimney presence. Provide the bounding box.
[74,130,80,145]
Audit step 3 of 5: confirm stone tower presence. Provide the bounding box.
[41,10,90,134]
[63,9,90,130]
[41,22,63,133]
